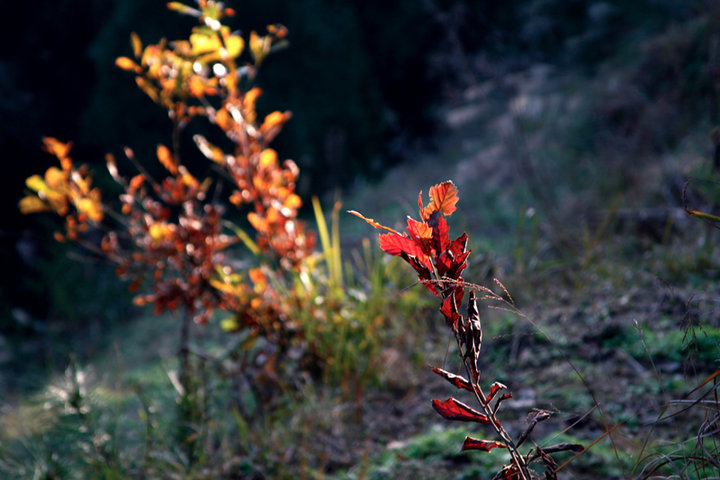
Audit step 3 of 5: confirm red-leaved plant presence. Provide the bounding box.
[352,180,582,479]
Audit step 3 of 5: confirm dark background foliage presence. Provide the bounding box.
[0,0,491,327]
[1,0,716,360]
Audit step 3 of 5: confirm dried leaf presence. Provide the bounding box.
[429,366,473,392]
[485,382,508,403]
[432,397,491,424]
[462,437,507,452]
[347,210,401,235]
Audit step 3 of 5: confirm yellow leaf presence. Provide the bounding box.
[25,174,47,193]
[220,317,239,331]
[75,198,104,223]
[284,193,302,210]
[149,222,173,242]
[223,34,244,58]
[209,279,236,296]
[259,149,277,168]
[130,32,143,58]
[249,31,268,65]
[181,171,198,188]
[190,32,222,57]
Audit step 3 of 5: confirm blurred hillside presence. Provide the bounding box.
[3,0,720,370]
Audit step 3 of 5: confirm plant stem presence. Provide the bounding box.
[178,306,197,466]
[456,335,532,480]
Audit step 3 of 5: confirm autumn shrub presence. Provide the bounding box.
[18,0,423,469]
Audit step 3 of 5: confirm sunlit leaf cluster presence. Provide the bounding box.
[21,0,311,330]
[20,138,103,242]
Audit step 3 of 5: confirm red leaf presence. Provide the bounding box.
[432,397,491,424]
[429,212,450,254]
[422,181,459,220]
[429,366,473,392]
[485,381,508,403]
[462,437,507,452]
[379,232,426,259]
[440,293,461,329]
[402,252,435,294]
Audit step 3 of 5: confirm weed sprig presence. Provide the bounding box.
[353,180,583,479]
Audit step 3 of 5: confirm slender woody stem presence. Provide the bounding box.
[455,333,532,480]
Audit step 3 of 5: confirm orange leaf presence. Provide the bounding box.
[188,75,207,97]
[284,193,302,210]
[19,196,50,215]
[115,56,140,72]
[42,137,72,160]
[130,32,143,58]
[215,107,234,131]
[422,181,459,220]
[75,197,104,223]
[44,167,66,189]
[156,144,178,175]
[248,212,268,233]
[129,174,145,193]
[260,111,290,133]
[347,210,400,235]
[406,217,432,242]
